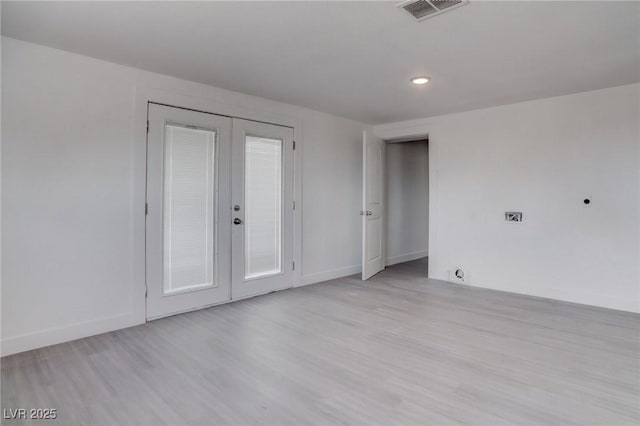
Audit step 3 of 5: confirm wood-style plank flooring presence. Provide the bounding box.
[2,259,639,425]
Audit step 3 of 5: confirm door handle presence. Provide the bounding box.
[366,211,373,216]
[233,218,242,225]
[360,211,373,216]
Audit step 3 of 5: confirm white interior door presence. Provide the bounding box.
[362,130,385,280]
[231,119,295,299]
[146,104,232,319]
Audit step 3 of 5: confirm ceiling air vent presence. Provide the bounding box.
[398,0,467,21]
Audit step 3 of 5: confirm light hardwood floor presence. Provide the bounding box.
[2,258,639,425]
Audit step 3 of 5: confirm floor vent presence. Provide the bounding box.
[398,0,467,21]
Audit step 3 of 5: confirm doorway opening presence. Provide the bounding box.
[385,138,429,276]
[361,131,429,280]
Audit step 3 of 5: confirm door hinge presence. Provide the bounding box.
[145,202,149,215]
[293,140,296,150]
[146,120,149,134]
[293,261,295,271]
[293,201,296,210]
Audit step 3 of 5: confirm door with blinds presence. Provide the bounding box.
[146,104,294,319]
[230,118,295,300]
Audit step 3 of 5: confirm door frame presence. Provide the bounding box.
[373,126,435,280]
[134,86,303,321]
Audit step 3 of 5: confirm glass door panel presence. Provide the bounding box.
[244,135,283,279]
[163,124,216,294]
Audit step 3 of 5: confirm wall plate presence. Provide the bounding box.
[448,267,467,284]
[504,211,523,223]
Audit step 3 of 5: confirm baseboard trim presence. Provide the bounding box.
[2,264,365,356]
[432,272,640,314]
[1,312,143,357]
[385,250,428,267]
[299,264,361,287]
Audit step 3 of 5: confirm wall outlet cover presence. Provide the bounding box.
[448,267,467,284]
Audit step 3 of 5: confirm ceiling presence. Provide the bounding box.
[2,1,639,124]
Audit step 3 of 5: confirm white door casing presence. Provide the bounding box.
[362,130,385,280]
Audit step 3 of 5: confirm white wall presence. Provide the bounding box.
[385,141,429,265]
[375,84,640,313]
[1,37,367,355]
[4,37,638,357]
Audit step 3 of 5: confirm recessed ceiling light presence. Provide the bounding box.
[411,76,430,85]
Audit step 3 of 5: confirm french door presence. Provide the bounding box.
[146,104,294,319]
[231,119,295,299]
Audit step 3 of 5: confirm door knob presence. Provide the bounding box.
[233,218,242,225]
[366,211,373,216]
